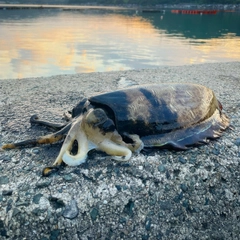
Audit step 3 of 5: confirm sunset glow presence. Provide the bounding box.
[0,10,239,79]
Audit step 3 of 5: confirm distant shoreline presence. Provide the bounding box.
[0,4,132,11]
[0,3,239,11]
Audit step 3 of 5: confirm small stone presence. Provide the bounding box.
[234,138,240,146]
[63,174,73,182]
[182,199,190,209]
[33,193,43,204]
[123,199,134,216]
[224,139,232,147]
[164,184,171,192]
[212,148,220,155]
[142,234,149,240]
[119,163,131,167]
[62,199,79,219]
[58,188,63,193]
[173,192,183,203]
[189,157,197,164]
[180,183,188,192]
[0,155,11,162]
[114,167,121,176]
[0,176,9,185]
[145,217,152,231]
[178,157,187,164]
[0,219,7,237]
[32,208,42,216]
[174,209,183,217]
[15,201,30,207]
[119,217,127,224]
[12,158,19,164]
[115,185,121,191]
[173,169,181,177]
[6,199,12,212]
[2,190,13,196]
[36,180,51,188]
[159,201,172,210]
[32,148,40,154]
[12,208,21,217]
[90,207,99,221]
[158,164,166,173]
[166,170,171,179]
[94,171,102,179]
[49,197,65,209]
[50,229,60,240]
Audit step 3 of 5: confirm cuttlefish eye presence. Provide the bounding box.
[85,108,115,133]
[85,108,108,125]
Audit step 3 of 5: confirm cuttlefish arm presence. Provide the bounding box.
[2,122,72,150]
[53,120,89,167]
[30,114,68,130]
[48,109,144,169]
[3,108,143,177]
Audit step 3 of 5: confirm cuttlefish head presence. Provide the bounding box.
[53,108,116,167]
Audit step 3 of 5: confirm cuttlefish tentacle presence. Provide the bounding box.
[42,117,87,176]
[61,129,89,166]
[99,138,132,161]
[52,108,144,167]
[82,108,143,161]
[2,122,72,150]
[30,114,68,130]
[121,133,144,153]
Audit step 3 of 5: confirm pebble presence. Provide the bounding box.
[158,164,166,172]
[49,197,65,209]
[145,217,152,231]
[32,148,40,154]
[63,174,73,182]
[62,199,79,219]
[180,183,188,192]
[90,207,99,221]
[33,193,43,204]
[32,208,42,216]
[36,180,51,188]
[178,157,187,164]
[0,176,9,185]
[174,209,183,217]
[50,229,61,240]
[2,190,13,196]
[159,201,172,211]
[234,138,240,146]
[12,208,21,217]
[123,199,134,216]
[0,155,11,162]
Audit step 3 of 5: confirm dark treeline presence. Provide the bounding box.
[68,0,240,5]
[4,0,240,5]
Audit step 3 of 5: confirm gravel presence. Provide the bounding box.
[0,62,240,240]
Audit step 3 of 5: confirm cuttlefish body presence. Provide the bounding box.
[2,83,230,176]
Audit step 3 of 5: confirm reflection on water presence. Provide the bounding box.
[0,9,240,79]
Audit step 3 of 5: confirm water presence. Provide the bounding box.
[0,8,240,79]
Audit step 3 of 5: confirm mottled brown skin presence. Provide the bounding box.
[1,83,230,176]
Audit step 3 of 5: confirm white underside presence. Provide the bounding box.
[62,140,97,166]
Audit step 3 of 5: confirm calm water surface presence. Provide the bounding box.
[0,8,240,79]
